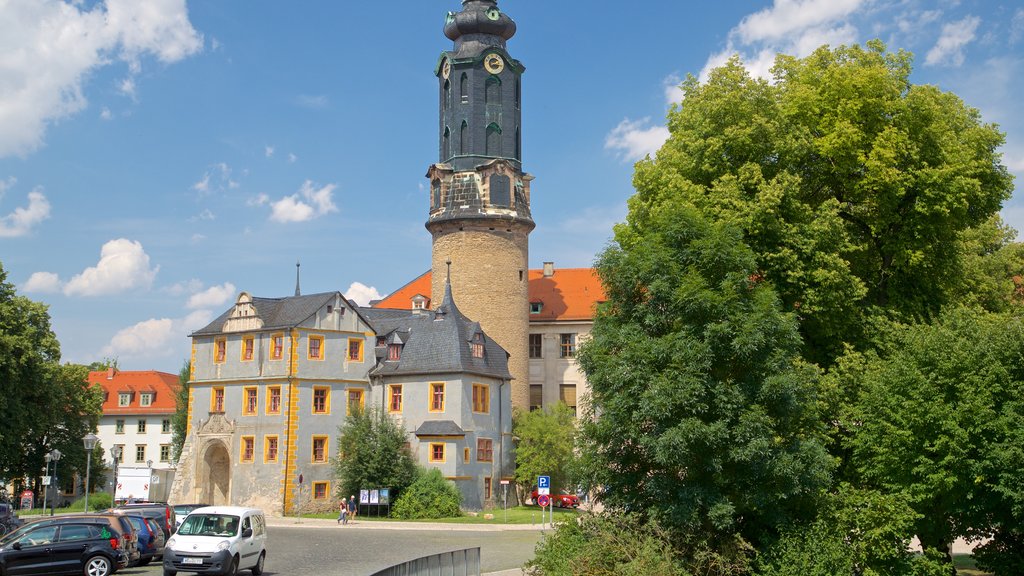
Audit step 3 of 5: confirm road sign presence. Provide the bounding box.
[537,494,550,507]
[41,476,51,486]
[499,479,510,485]
[537,475,550,496]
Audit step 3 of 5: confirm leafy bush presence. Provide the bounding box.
[85,492,112,511]
[391,468,462,519]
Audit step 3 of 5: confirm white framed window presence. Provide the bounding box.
[118,393,131,407]
[140,393,153,407]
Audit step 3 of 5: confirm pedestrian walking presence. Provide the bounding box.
[347,495,357,523]
[338,500,347,525]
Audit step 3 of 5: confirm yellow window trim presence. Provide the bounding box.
[472,383,490,414]
[312,481,330,500]
[388,384,403,413]
[463,447,470,463]
[264,435,279,463]
[347,337,364,362]
[214,337,227,364]
[210,386,225,412]
[242,386,258,416]
[429,442,446,463]
[240,335,255,362]
[269,332,285,361]
[266,385,282,415]
[311,435,329,464]
[240,435,255,463]
[312,385,332,415]
[346,388,365,416]
[429,381,445,413]
[307,334,325,361]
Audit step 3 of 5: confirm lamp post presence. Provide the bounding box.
[82,433,98,512]
[110,445,122,503]
[49,449,62,516]
[42,452,52,512]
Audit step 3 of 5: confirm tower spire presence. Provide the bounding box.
[295,261,301,296]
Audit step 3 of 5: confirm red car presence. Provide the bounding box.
[530,489,580,508]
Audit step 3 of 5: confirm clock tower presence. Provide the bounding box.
[427,0,533,411]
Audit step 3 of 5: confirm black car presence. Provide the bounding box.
[28,514,140,568]
[0,504,21,536]
[0,519,128,576]
[113,503,176,540]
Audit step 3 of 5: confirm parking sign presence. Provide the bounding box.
[537,475,550,496]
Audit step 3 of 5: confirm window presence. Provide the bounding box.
[464,447,470,463]
[308,335,324,360]
[241,335,254,361]
[484,477,492,499]
[115,419,125,434]
[270,333,284,361]
[430,382,445,412]
[471,333,484,358]
[388,385,403,413]
[530,384,543,412]
[160,444,171,462]
[137,419,147,434]
[560,333,576,358]
[485,76,501,104]
[312,436,328,463]
[313,387,330,414]
[530,302,543,314]
[529,333,542,358]
[348,338,363,362]
[486,123,501,156]
[241,436,255,463]
[460,72,468,104]
[118,393,131,407]
[347,389,364,415]
[472,383,490,413]
[243,387,258,415]
[214,337,226,363]
[135,445,146,463]
[560,384,578,417]
[388,343,402,361]
[429,443,445,463]
[460,121,468,155]
[267,386,282,414]
[162,419,171,434]
[211,387,225,412]
[313,481,329,501]
[477,438,493,462]
[140,393,153,407]
[264,436,279,463]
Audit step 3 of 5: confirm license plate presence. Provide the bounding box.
[183,557,204,565]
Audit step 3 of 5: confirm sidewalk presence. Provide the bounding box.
[265,515,545,532]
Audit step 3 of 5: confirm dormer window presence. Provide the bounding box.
[140,393,153,407]
[388,343,403,361]
[118,393,132,407]
[376,336,387,347]
[530,302,543,314]
[411,294,429,310]
[327,305,333,314]
[471,333,485,359]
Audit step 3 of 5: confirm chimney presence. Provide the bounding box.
[107,367,116,380]
[543,262,554,277]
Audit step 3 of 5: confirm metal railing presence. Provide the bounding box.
[370,547,481,576]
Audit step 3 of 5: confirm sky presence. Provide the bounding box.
[1,0,1022,373]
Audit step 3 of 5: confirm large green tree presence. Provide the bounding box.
[576,201,832,552]
[0,264,103,490]
[513,403,577,501]
[171,359,190,461]
[333,406,417,501]
[631,41,1013,365]
[843,309,1024,571]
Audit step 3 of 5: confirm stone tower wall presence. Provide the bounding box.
[430,222,530,411]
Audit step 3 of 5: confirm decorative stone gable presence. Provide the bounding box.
[222,292,264,333]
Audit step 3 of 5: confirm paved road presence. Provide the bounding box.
[119,521,542,576]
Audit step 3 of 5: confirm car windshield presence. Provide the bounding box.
[177,514,239,537]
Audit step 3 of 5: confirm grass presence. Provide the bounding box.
[954,554,992,576]
[298,505,578,525]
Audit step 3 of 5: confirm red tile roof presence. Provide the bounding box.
[89,369,180,416]
[373,267,605,322]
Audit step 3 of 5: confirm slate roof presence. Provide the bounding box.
[361,279,512,381]
[191,291,358,336]
[414,420,466,437]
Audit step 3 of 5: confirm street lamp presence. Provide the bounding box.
[49,449,62,516]
[42,452,52,512]
[110,445,122,503]
[82,433,98,512]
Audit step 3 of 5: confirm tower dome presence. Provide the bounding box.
[444,0,516,53]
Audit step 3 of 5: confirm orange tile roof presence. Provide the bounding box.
[89,369,180,416]
[373,267,605,322]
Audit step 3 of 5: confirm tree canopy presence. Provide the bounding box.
[513,402,577,498]
[333,406,418,501]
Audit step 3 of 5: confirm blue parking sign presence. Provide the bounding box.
[538,476,550,489]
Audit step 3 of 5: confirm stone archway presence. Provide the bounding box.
[201,441,231,505]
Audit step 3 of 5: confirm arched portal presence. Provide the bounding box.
[201,441,231,505]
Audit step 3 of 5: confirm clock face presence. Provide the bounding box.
[445,12,455,25]
[442,59,451,79]
[486,8,500,21]
[484,54,505,75]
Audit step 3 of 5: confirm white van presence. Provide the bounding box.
[163,506,266,576]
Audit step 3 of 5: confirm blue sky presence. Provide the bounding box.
[2,0,1022,373]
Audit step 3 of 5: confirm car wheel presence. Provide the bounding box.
[84,555,113,576]
[225,555,238,576]
[163,570,177,576]
[251,551,265,576]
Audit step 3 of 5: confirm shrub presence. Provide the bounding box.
[85,492,112,511]
[391,468,462,519]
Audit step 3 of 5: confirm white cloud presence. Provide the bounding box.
[1012,9,1024,44]
[736,0,865,44]
[0,0,202,158]
[187,282,236,309]
[663,74,684,105]
[269,180,338,223]
[190,208,215,221]
[63,238,159,296]
[926,15,981,66]
[295,94,329,109]
[192,173,210,193]
[101,309,212,360]
[163,278,204,296]
[605,118,670,162]
[265,145,275,158]
[288,153,298,163]
[100,108,113,120]
[0,188,51,237]
[248,193,270,207]
[119,77,136,99]
[22,271,61,293]
[190,233,206,244]
[344,282,383,306]
[192,162,238,194]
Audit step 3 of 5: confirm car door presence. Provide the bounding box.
[238,516,258,569]
[4,524,59,576]
[48,524,99,574]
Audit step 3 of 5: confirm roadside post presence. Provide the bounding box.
[500,479,510,523]
[537,475,550,529]
[296,473,303,523]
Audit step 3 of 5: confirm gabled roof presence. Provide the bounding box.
[89,370,179,415]
[414,420,466,437]
[373,267,605,322]
[191,291,371,336]
[361,279,511,381]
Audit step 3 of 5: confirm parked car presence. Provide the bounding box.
[27,513,140,568]
[0,503,21,536]
[117,514,163,566]
[171,504,210,530]
[0,518,129,575]
[164,506,267,576]
[529,488,580,508]
[114,503,176,540]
